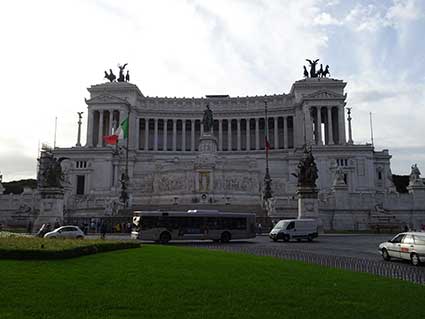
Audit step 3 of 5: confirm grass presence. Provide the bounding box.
[0,233,140,259]
[0,245,424,319]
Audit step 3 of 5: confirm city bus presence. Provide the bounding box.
[131,210,256,243]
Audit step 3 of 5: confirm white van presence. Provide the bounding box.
[269,219,318,242]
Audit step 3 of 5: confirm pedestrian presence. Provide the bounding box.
[257,223,262,234]
[403,224,409,232]
[100,222,107,240]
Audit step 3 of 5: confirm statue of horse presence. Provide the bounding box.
[104,69,116,82]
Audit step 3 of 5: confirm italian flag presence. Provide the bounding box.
[103,117,129,145]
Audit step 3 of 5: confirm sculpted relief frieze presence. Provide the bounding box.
[154,173,194,193]
[214,174,258,193]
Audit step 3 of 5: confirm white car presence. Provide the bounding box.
[44,226,85,239]
[379,232,425,266]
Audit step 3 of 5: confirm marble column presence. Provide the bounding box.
[338,106,346,145]
[87,110,94,147]
[274,117,278,149]
[145,118,149,150]
[97,110,104,147]
[227,120,232,151]
[135,118,140,150]
[255,118,259,150]
[108,110,114,135]
[153,119,158,151]
[317,107,322,145]
[246,118,250,151]
[284,116,288,149]
[191,119,195,151]
[218,119,223,151]
[163,119,167,151]
[327,107,334,145]
[237,119,241,151]
[172,119,177,151]
[182,120,186,151]
[201,123,204,136]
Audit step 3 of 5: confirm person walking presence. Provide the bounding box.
[100,222,107,240]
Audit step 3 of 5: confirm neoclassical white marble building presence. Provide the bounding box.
[52,76,397,219]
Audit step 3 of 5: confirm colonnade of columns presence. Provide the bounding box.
[87,109,122,147]
[137,116,294,152]
[310,106,345,145]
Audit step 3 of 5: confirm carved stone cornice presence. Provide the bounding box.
[302,89,346,102]
[85,94,130,106]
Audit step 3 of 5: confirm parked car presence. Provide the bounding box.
[269,219,318,242]
[44,226,85,239]
[379,232,425,266]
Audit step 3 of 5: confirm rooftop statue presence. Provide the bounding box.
[322,65,330,77]
[104,69,116,82]
[292,146,319,188]
[303,66,309,78]
[306,58,320,78]
[202,104,213,133]
[103,64,130,83]
[409,164,422,185]
[117,63,128,82]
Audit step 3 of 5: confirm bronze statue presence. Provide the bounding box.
[292,146,318,188]
[303,66,309,78]
[202,104,213,133]
[317,64,324,77]
[125,70,130,82]
[306,59,320,78]
[38,152,69,188]
[104,69,116,82]
[322,65,330,77]
[117,63,128,82]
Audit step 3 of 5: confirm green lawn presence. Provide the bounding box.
[0,245,424,318]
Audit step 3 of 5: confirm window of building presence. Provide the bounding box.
[76,175,85,195]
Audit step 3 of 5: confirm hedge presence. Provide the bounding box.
[0,240,141,260]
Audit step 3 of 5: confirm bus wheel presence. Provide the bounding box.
[159,232,171,244]
[220,232,231,243]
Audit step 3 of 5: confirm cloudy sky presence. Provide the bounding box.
[0,0,424,182]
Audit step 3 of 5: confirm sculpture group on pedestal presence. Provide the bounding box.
[38,151,68,189]
[104,63,130,83]
[292,146,319,189]
[304,59,330,78]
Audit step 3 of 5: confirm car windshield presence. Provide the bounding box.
[273,221,287,230]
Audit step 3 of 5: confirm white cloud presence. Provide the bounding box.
[314,12,341,25]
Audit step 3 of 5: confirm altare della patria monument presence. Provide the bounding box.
[1,60,424,231]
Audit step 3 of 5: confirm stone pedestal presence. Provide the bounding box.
[407,181,425,194]
[34,187,64,230]
[297,187,319,219]
[297,186,323,231]
[194,133,218,195]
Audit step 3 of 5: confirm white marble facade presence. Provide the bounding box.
[54,77,396,216]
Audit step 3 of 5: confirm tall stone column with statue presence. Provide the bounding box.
[194,104,218,203]
[34,148,68,230]
[292,147,322,226]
